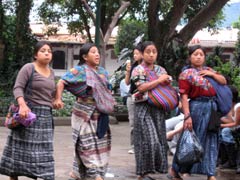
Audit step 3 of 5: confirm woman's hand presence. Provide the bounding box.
[184,118,192,130]
[53,99,64,109]
[157,74,172,84]
[126,62,131,73]
[200,69,227,84]
[199,69,214,77]
[17,97,31,119]
[18,104,31,119]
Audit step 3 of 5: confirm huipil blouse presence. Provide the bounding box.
[178,66,216,99]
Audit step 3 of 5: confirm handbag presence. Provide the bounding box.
[205,77,232,116]
[143,65,178,111]
[87,67,116,114]
[93,84,116,114]
[5,104,37,129]
[4,64,35,129]
[175,129,204,166]
[131,90,148,103]
[5,104,22,129]
[148,84,179,111]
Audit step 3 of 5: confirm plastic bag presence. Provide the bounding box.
[175,129,204,166]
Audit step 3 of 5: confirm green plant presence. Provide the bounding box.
[206,46,240,92]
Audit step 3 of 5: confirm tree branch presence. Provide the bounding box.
[178,0,230,44]
[104,1,130,43]
[157,0,191,46]
[148,0,160,40]
[80,0,96,24]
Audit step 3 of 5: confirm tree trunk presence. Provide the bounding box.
[0,0,4,64]
[148,0,191,53]
[15,0,33,67]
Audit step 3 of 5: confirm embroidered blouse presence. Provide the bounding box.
[178,66,216,98]
[61,65,110,97]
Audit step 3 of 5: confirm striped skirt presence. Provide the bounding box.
[71,102,111,179]
[0,105,54,180]
[133,102,168,176]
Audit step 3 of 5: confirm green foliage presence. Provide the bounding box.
[114,20,147,55]
[234,31,240,66]
[161,40,189,79]
[206,46,240,92]
[0,0,36,97]
[233,17,240,29]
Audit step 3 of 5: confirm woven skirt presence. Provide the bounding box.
[133,102,168,176]
[0,105,54,180]
[71,102,111,179]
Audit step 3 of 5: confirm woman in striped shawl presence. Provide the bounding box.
[54,43,114,180]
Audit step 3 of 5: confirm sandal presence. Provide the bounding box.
[166,174,183,180]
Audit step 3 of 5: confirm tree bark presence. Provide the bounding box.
[0,0,4,64]
[15,0,33,66]
[157,0,191,52]
[104,1,130,43]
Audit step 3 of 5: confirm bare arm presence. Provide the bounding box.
[181,93,193,130]
[221,111,234,124]
[167,123,184,140]
[53,80,65,109]
[199,70,226,85]
[221,107,240,128]
[125,63,131,85]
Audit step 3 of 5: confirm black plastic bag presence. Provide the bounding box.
[175,129,204,166]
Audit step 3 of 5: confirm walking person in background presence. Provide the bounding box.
[125,44,143,154]
[0,41,56,180]
[168,45,227,180]
[120,78,130,105]
[54,43,114,180]
[131,41,173,180]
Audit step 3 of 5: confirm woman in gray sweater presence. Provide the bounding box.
[0,41,56,180]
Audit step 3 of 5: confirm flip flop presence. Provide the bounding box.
[166,174,183,180]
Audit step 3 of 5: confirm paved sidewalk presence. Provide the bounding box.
[0,122,239,180]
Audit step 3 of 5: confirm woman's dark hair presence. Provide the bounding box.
[78,43,97,65]
[133,43,142,52]
[33,41,52,60]
[188,45,206,56]
[141,41,157,53]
